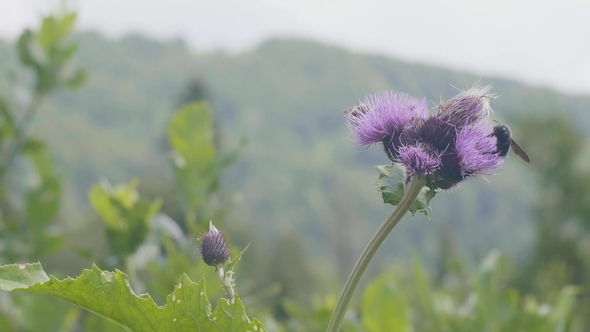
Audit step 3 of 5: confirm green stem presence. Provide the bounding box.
[215,265,235,300]
[1,93,44,172]
[20,94,45,134]
[326,175,426,332]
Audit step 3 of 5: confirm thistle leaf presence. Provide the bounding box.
[375,163,436,216]
[0,263,266,332]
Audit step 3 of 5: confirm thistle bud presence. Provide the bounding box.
[199,221,230,266]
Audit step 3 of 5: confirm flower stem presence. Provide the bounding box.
[326,175,426,332]
[215,265,235,300]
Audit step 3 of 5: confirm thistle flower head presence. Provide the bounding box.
[398,144,442,178]
[455,121,503,178]
[436,84,495,129]
[347,84,504,189]
[346,91,429,160]
[198,221,230,266]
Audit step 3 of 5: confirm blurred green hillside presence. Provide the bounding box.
[1,31,589,278]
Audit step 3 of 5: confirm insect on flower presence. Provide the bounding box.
[490,121,530,163]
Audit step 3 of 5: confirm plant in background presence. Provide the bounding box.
[199,221,237,300]
[88,179,162,289]
[0,12,86,262]
[0,63,264,329]
[327,85,510,331]
[0,221,266,332]
[0,8,581,331]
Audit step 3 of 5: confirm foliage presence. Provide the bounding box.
[0,74,262,329]
[0,12,86,262]
[0,7,588,332]
[0,11,260,330]
[3,30,585,270]
[0,263,266,332]
[375,163,437,216]
[515,116,590,329]
[361,273,408,332]
[410,252,578,332]
[90,179,162,262]
[283,251,578,332]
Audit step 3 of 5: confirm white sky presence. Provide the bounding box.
[1,0,589,95]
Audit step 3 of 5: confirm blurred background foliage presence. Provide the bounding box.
[0,9,589,331]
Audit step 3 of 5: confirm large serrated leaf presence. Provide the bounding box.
[0,263,267,332]
[374,163,435,216]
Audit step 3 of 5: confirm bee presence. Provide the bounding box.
[491,122,530,163]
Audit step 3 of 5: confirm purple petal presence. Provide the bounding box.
[346,91,429,147]
[437,84,495,129]
[398,144,442,177]
[455,121,503,177]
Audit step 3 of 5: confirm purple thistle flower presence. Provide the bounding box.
[436,84,495,129]
[455,122,503,178]
[199,221,230,266]
[411,117,457,151]
[398,145,442,177]
[345,91,428,160]
[432,121,503,189]
[347,84,505,190]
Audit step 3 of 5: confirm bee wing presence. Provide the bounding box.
[510,139,530,163]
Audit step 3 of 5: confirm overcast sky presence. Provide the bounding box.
[1,0,589,95]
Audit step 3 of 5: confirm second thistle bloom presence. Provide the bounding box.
[346,92,429,160]
[199,221,230,266]
[346,85,503,189]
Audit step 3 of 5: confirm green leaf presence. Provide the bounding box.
[38,13,77,51]
[548,286,581,326]
[0,97,15,142]
[12,293,77,332]
[23,138,46,153]
[50,42,79,66]
[0,263,267,332]
[36,66,59,93]
[105,198,162,257]
[25,142,56,180]
[111,180,140,209]
[82,311,126,332]
[23,143,62,225]
[0,263,49,290]
[226,243,250,272]
[375,163,436,216]
[89,183,124,231]
[89,180,162,257]
[168,101,217,211]
[25,176,61,225]
[16,30,48,69]
[411,255,443,330]
[146,238,224,303]
[169,101,215,170]
[65,68,88,89]
[361,273,409,332]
